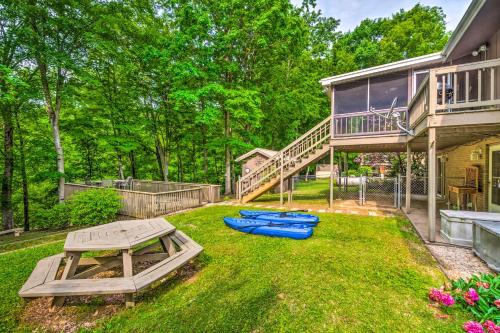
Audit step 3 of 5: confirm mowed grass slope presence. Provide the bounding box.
[1,206,469,332]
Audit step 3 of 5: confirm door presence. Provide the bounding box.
[489,144,500,212]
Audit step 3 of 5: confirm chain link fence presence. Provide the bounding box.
[258,174,465,208]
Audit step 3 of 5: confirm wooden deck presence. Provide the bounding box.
[19,219,203,307]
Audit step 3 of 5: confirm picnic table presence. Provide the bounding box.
[19,218,203,307]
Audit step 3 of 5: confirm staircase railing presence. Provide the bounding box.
[237,116,332,199]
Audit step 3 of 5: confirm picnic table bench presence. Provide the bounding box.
[19,218,203,307]
[0,228,23,237]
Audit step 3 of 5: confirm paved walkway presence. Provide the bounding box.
[212,200,397,217]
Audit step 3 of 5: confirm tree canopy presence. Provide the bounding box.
[0,0,449,229]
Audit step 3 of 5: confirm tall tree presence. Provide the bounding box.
[25,0,93,202]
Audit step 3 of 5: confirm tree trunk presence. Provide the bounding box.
[117,152,124,179]
[155,142,164,180]
[2,106,14,230]
[155,139,169,181]
[129,151,137,179]
[224,109,231,195]
[202,129,208,182]
[50,114,65,202]
[15,114,29,231]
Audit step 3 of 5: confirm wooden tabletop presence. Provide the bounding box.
[64,218,175,252]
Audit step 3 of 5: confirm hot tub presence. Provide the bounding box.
[440,210,500,247]
[473,220,500,272]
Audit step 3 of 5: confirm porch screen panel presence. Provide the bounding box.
[369,72,408,110]
[334,80,368,114]
[415,72,428,93]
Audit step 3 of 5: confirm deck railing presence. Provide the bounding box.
[333,108,408,137]
[65,181,216,218]
[408,75,429,127]
[131,180,220,203]
[434,58,500,113]
[408,58,500,127]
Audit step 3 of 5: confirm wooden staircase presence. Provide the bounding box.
[237,116,332,203]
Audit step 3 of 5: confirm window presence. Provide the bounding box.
[369,72,408,110]
[413,70,429,95]
[334,80,368,114]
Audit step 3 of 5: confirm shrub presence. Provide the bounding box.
[428,274,500,332]
[357,166,373,176]
[29,203,71,230]
[451,274,500,324]
[67,188,122,227]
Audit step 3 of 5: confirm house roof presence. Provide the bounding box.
[319,52,443,87]
[235,148,278,162]
[442,0,500,61]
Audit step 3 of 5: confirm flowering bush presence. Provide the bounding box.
[451,274,500,324]
[429,274,499,332]
[429,288,455,307]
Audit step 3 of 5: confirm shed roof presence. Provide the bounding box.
[235,148,278,162]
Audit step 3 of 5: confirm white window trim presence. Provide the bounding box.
[412,69,429,96]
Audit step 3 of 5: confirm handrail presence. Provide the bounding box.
[407,74,429,111]
[281,116,332,152]
[434,57,500,75]
[239,115,331,183]
[238,115,331,197]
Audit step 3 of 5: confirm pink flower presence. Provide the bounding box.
[428,288,455,307]
[483,321,500,333]
[476,282,490,289]
[494,299,500,309]
[463,321,484,333]
[464,288,480,306]
[440,293,455,307]
[429,288,443,302]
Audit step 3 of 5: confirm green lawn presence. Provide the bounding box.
[255,178,331,204]
[0,206,470,332]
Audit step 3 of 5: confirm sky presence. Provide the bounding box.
[290,0,471,32]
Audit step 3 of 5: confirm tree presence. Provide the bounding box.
[25,0,93,202]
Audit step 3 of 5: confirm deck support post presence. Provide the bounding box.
[280,152,284,206]
[288,177,293,206]
[428,127,437,242]
[329,85,335,211]
[405,143,412,213]
[329,144,334,210]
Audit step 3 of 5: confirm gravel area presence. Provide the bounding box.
[427,244,493,280]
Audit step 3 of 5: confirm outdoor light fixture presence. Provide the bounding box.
[470,148,483,161]
[472,44,488,57]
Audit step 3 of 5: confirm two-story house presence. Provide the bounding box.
[237,0,500,243]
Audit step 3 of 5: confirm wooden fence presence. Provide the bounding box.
[130,180,221,203]
[65,182,216,219]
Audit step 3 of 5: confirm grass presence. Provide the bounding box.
[0,205,471,332]
[255,178,332,204]
[0,228,73,253]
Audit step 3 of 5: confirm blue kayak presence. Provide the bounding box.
[224,217,313,240]
[239,210,319,225]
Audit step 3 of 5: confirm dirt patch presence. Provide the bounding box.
[20,259,202,332]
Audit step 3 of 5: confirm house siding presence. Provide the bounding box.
[440,137,500,211]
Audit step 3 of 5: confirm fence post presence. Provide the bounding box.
[397,173,402,209]
[394,176,398,208]
[359,176,363,205]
